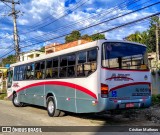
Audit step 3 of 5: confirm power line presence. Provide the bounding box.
[19,0,89,35]
[1,13,159,59]
[1,0,12,9]
[0,0,89,39]
[27,0,87,29]
[19,12,160,50]
[19,1,160,45]
[98,12,160,34]
[19,0,141,43]
[0,49,14,58]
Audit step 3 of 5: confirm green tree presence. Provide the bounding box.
[125,15,160,52]
[0,55,16,67]
[81,34,92,41]
[146,16,160,52]
[65,31,106,43]
[40,46,45,52]
[91,33,105,41]
[65,30,81,43]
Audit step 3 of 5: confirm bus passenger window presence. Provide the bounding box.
[77,52,87,77]
[60,56,67,77]
[67,54,76,77]
[35,62,40,79]
[40,61,45,79]
[46,59,52,79]
[77,48,97,77]
[52,58,58,78]
[87,49,97,75]
[25,64,34,80]
[59,67,67,77]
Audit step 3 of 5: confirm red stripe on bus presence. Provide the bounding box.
[13,81,97,99]
[110,82,151,91]
[102,67,149,72]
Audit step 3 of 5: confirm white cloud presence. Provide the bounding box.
[0,0,158,57]
[18,0,65,25]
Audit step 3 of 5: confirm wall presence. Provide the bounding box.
[45,40,90,54]
[151,71,160,94]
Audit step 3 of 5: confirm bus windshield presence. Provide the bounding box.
[102,42,148,70]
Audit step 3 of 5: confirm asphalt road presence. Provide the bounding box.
[0,100,159,135]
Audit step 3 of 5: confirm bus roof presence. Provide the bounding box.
[10,39,146,67]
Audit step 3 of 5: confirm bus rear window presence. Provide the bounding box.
[102,42,148,70]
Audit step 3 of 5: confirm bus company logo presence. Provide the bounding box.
[106,73,134,81]
[144,75,148,80]
[13,83,20,88]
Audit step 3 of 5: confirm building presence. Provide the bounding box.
[148,52,160,69]
[19,50,45,62]
[0,67,8,91]
[147,52,160,94]
[45,40,90,54]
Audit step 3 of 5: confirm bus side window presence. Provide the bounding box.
[13,66,19,81]
[52,58,58,78]
[67,54,76,77]
[77,51,86,77]
[87,49,97,75]
[40,61,45,79]
[46,59,53,79]
[59,56,67,77]
[77,48,97,77]
[7,70,13,88]
[25,64,34,80]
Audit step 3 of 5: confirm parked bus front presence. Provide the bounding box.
[101,41,151,110]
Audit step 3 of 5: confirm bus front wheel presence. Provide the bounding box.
[12,93,23,107]
[47,96,60,117]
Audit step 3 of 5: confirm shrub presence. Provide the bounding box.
[152,94,160,105]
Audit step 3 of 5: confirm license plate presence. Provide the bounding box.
[126,103,134,108]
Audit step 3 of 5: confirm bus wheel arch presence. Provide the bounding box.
[12,91,25,107]
[46,95,60,117]
[12,91,21,107]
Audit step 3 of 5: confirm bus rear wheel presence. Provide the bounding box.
[47,97,60,117]
[12,93,23,107]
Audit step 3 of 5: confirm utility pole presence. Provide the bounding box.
[0,0,20,62]
[156,23,159,69]
[156,18,159,69]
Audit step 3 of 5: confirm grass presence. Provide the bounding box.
[152,94,160,105]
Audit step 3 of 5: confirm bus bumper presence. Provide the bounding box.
[105,97,151,110]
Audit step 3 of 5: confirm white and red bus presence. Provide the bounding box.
[7,39,151,117]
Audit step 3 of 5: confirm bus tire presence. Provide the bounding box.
[12,93,21,107]
[47,96,60,117]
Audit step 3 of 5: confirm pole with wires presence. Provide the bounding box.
[0,0,20,62]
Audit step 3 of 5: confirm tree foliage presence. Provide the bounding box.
[65,31,105,43]
[91,33,105,41]
[65,31,81,43]
[40,46,45,52]
[0,55,16,67]
[125,16,160,52]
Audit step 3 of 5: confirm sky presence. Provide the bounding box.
[0,0,159,59]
